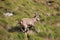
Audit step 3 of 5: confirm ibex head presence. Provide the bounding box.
[34,13,40,21]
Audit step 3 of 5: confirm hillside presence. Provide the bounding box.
[0,0,60,40]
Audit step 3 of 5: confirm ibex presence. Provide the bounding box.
[18,13,40,33]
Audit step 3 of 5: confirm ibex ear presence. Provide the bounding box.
[35,13,38,16]
[39,15,41,17]
[34,13,37,17]
[34,13,39,18]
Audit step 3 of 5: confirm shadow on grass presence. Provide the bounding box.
[7,25,38,34]
[8,26,22,32]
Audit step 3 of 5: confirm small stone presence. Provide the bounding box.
[46,13,51,16]
[46,0,54,6]
[56,23,60,27]
[4,12,13,17]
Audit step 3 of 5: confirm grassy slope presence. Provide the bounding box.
[0,0,60,40]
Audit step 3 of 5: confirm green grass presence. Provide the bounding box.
[0,0,60,40]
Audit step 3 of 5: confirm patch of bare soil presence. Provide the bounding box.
[53,23,60,27]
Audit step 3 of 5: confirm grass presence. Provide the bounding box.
[0,0,60,40]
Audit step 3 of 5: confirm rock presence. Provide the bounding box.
[53,23,60,27]
[4,12,13,17]
[46,13,51,16]
[56,23,60,27]
[46,0,54,6]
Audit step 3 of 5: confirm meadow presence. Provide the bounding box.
[0,0,60,40]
